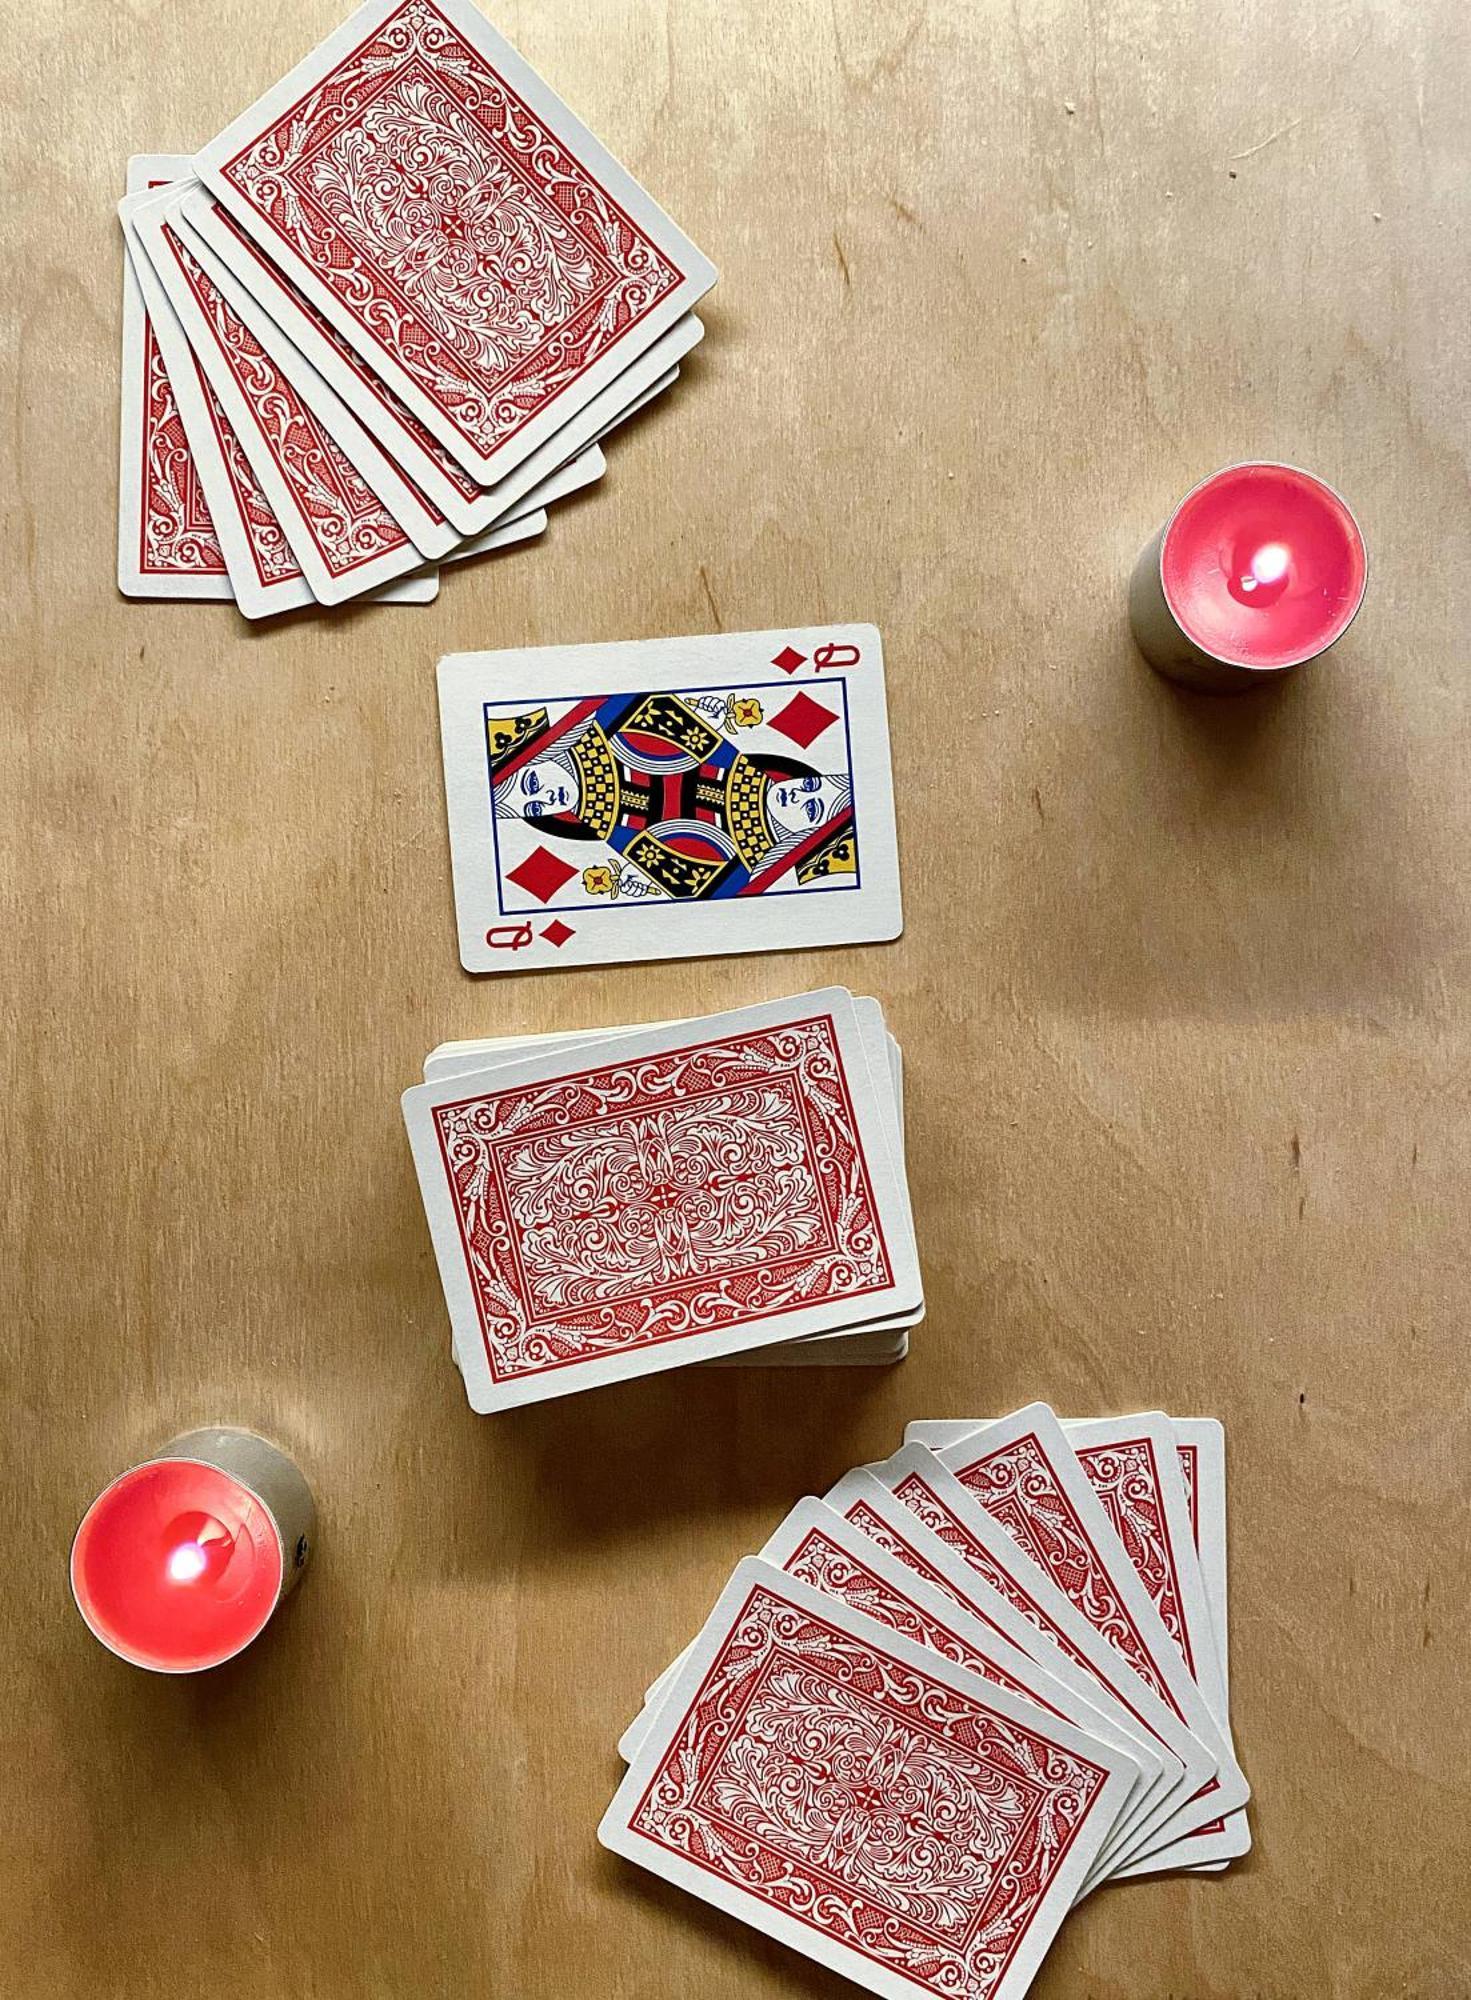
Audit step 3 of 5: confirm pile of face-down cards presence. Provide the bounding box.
[603,1406,1249,2000]
[401,991,924,1410]
[116,0,716,617]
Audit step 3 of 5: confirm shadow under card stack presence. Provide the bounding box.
[603,1406,1249,2000]
[115,0,716,616]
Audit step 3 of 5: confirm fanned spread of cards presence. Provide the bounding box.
[438,626,902,974]
[606,1410,1250,1998]
[115,0,717,613]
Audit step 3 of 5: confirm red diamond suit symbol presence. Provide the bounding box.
[769,691,839,752]
[771,645,807,674]
[507,846,578,904]
[541,919,576,948]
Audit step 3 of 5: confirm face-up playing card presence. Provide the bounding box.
[437,626,902,974]
[930,1407,1248,1853]
[402,989,920,1411]
[118,158,232,600]
[129,188,431,605]
[601,1559,1137,2000]
[193,0,718,485]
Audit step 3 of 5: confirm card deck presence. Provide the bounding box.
[402,989,921,1410]
[116,5,714,612]
[438,626,902,975]
[928,1408,1249,1855]
[130,189,430,605]
[422,997,918,1370]
[601,1560,1137,2000]
[907,1413,1250,1874]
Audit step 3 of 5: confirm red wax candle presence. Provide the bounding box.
[71,1430,313,1673]
[1130,463,1367,691]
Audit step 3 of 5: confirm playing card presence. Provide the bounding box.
[867,1445,1212,1867]
[180,156,702,531]
[193,0,717,484]
[600,1559,1136,2000]
[909,1415,1224,1694]
[908,1413,1250,1871]
[1112,1417,1247,1874]
[1173,1418,1230,1681]
[180,179,510,536]
[117,158,232,600]
[437,625,901,974]
[930,1408,1248,1854]
[423,1000,919,1364]
[621,1495,1158,1842]
[401,989,920,1411]
[119,188,314,617]
[168,196,461,561]
[129,190,430,605]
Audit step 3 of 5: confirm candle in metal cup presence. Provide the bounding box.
[1130,463,1367,692]
[70,1428,314,1673]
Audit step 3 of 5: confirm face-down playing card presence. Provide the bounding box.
[118,176,437,615]
[618,1495,1159,1842]
[928,1407,1248,1859]
[438,626,902,974]
[908,1412,1248,1871]
[600,1560,1138,2000]
[192,0,718,486]
[118,157,232,599]
[422,998,919,1367]
[402,989,921,1411]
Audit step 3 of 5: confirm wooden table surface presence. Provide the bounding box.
[4,0,1468,1993]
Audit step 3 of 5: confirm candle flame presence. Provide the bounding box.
[167,1541,209,1583]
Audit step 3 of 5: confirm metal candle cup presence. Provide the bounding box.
[1130,463,1368,692]
[69,1428,314,1673]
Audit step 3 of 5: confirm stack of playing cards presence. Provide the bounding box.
[402,990,924,1410]
[603,1407,1249,2000]
[116,0,716,616]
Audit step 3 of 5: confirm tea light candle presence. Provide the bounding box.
[1129,463,1367,691]
[70,1428,314,1673]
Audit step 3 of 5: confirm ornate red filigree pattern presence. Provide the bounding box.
[785,1529,1039,1708]
[945,1435,1173,1708]
[221,0,684,458]
[433,1016,893,1383]
[139,320,228,576]
[631,1586,1108,1997]
[1071,1437,1195,1677]
[167,230,411,579]
[892,1472,1098,1684]
[198,368,303,587]
[215,198,481,506]
[1177,1445,1199,1542]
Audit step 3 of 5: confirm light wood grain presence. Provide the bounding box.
[3,0,1469,1993]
